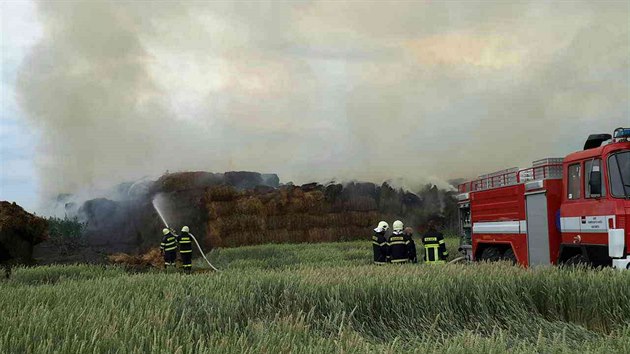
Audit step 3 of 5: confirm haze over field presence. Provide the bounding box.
[5,1,630,206]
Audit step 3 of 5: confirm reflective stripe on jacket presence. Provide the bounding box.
[160,234,178,252]
[372,232,389,264]
[178,232,193,253]
[388,232,410,263]
[422,230,448,263]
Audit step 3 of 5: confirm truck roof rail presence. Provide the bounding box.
[458,161,563,193]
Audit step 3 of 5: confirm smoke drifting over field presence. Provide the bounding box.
[17,1,629,199]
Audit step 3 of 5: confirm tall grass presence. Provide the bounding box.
[2,240,629,353]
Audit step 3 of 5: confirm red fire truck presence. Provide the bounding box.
[457,127,630,269]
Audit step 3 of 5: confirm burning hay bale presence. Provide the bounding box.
[152,172,224,194]
[224,171,280,190]
[69,171,457,258]
[152,171,280,194]
[203,184,385,248]
[108,248,163,269]
[0,201,49,277]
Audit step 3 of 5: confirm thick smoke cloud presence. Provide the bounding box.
[17,1,629,201]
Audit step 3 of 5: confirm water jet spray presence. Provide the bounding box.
[152,195,219,272]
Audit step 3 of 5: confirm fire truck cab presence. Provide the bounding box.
[457,128,630,269]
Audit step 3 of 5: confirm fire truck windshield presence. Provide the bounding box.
[609,151,630,198]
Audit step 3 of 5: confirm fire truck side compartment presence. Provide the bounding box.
[526,191,550,265]
[470,175,563,266]
[471,184,528,264]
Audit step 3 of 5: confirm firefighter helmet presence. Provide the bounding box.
[393,220,404,232]
[162,228,170,236]
[375,221,389,233]
[181,226,189,233]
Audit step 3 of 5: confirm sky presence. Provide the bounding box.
[1,1,629,214]
[1,1,41,211]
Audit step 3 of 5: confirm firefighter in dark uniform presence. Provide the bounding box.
[389,220,411,263]
[372,221,389,264]
[160,228,178,269]
[422,221,448,264]
[178,226,193,273]
[404,227,418,263]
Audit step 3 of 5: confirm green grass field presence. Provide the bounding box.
[2,238,630,353]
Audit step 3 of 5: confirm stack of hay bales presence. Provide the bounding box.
[203,184,381,248]
[0,201,49,268]
[72,170,454,255]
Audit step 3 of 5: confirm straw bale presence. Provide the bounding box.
[303,214,326,229]
[1,201,49,267]
[291,187,305,199]
[303,191,326,213]
[300,182,320,192]
[153,172,223,193]
[206,201,242,221]
[108,248,163,269]
[345,196,377,211]
[306,228,328,243]
[235,197,265,216]
[324,183,343,202]
[207,185,239,202]
[256,190,278,204]
[264,199,280,216]
[287,198,307,214]
[345,211,379,227]
[205,222,223,248]
[270,229,291,243]
[220,214,265,232]
[224,171,279,190]
[266,215,288,230]
[199,178,442,248]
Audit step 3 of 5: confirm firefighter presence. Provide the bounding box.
[178,226,193,274]
[160,228,177,269]
[372,221,389,264]
[388,220,411,263]
[404,227,418,263]
[422,221,448,264]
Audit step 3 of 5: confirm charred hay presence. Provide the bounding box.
[108,248,163,270]
[0,201,48,274]
[71,172,455,261]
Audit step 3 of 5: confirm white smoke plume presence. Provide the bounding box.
[16,1,629,201]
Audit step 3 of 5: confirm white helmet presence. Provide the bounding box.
[162,228,170,236]
[393,220,404,232]
[375,221,389,233]
[181,226,190,233]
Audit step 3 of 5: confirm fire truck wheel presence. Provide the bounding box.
[502,248,516,265]
[480,247,502,262]
[564,254,588,267]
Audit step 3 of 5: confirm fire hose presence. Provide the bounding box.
[153,197,219,271]
[448,256,467,264]
[188,233,219,272]
[166,229,219,272]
